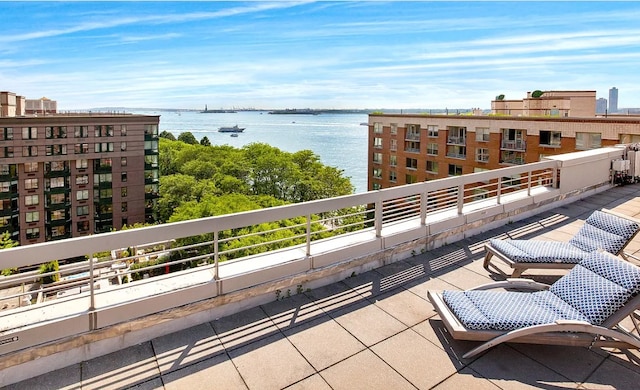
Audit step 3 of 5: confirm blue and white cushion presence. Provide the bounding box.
[443,252,640,330]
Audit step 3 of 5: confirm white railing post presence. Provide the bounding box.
[457,184,464,215]
[89,253,96,330]
[527,170,532,196]
[306,214,311,256]
[213,230,219,280]
[375,198,383,237]
[497,177,503,204]
[420,191,427,225]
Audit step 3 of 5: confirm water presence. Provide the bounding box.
[135,110,370,193]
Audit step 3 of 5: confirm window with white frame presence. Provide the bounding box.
[374,137,383,148]
[540,130,561,147]
[476,148,489,162]
[426,160,438,173]
[373,152,382,163]
[373,122,383,133]
[427,143,438,155]
[427,125,438,137]
[389,155,397,166]
[373,168,382,179]
[25,194,39,206]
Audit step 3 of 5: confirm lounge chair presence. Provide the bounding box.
[428,251,640,358]
[483,209,640,277]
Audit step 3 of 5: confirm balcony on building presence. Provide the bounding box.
[2,146,640,388]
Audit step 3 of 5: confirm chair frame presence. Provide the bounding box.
[483,209,640,277]
[428,279,640,358]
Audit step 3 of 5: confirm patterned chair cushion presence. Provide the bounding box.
[569,224,629,254]
[550,251,640,325]
[585,211,640,244]
[489,239,587,263]
[442,290,588,330]
[443,252,640,330]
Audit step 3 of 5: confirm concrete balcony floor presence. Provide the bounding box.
[9,184,640,389]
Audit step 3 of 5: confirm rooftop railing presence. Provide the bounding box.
[0,147,623,358]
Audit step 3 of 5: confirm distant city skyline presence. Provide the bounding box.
[2,1,640,110]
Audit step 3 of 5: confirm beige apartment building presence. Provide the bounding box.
[1,91,160,245]
[368,90,640,191]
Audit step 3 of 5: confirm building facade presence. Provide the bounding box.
[368,90,640,191]
[0,114,160,245]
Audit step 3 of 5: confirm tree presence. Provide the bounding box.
[177,131,198,145]
[159,130,176,140]
[200,136,211,146]
[39,260,60,284]
[0,232,19,276]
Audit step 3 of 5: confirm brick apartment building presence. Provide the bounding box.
[368,90,640,191]
[1,91,160,245]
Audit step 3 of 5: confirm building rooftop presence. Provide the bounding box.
[8,183,640,389]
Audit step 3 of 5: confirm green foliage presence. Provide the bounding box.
[159,130,176,140]
[177,131,198,145]
[496,94,505,100]
[200,136,211,146]
[1,232,19,276]
[531,90,544,98]
[39,260,60,284]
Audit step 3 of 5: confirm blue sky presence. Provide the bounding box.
[1,1,640,110]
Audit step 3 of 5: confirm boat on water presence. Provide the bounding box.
[230,133,239,137]
[218,125,245,133]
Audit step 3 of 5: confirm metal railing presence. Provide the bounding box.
[0,158,575,355]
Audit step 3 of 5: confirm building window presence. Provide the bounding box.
[390,123,397,135]
[372,183,381,190]
[1,127,14,140]
[502,175,522,188]
[74,143,89,154]
[95,125,114,137]
[0,182,10,192]
[95,142,114,152]
[46,144,67,156]
[77,205,89,216]
[145,124,158,137]
[501,150,525,165]
[26,227,40,239]
[448,164,463,176]
[121,141,127,151]
[404,141,420,153]
[49,177,66,189]
[406,158,418,170]
[447,145,466,159]
[373,153,382,164]
[121,125,127,136]
[51,209,66,221]
[76,189,89,201]
[122,202,128,212]
[389,155,397,167]
[575,132,602,150]
[427,143,438,155]
[121,172,127,182]
[94,173,112,185]
[25,178,38,190]
[76,174,89,185]
[74,126,88,138]
[121,187,127,197]
[373,137,383,149]
[51,225,67,238]
[405,174,417,184]
[373,168,382,179]
[447,127,466,144]
[2,147,14,158]
[99,158,112,168]
[45,126,67,139]
[476,127,490,142]
[76,159,88,169]
[427,125,438,137]
[0,164,9,176]
[620,134,640,144]
[22,127,37,139]
[25,194,39,206]
[390,139,397,151]
[121,157,127,166]
[405,124,420,140]
[373,122,383,134]
[24,162,38,173]
[389,171,397,182]
[426,161,439,173]
[540,130,561,147]
[501,128,526,150]
[476,148,489,162]
[50,193,66,204]
[22,146,38,157]
[25,211,39,223]
[77,221,90,233]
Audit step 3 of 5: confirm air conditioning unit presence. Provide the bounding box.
[628,151,640,177]
[612,159,630,172]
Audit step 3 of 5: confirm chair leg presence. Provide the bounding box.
[483,251,493,270]
[511,268,524,278]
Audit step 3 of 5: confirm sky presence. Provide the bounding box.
[1,1,640,110]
